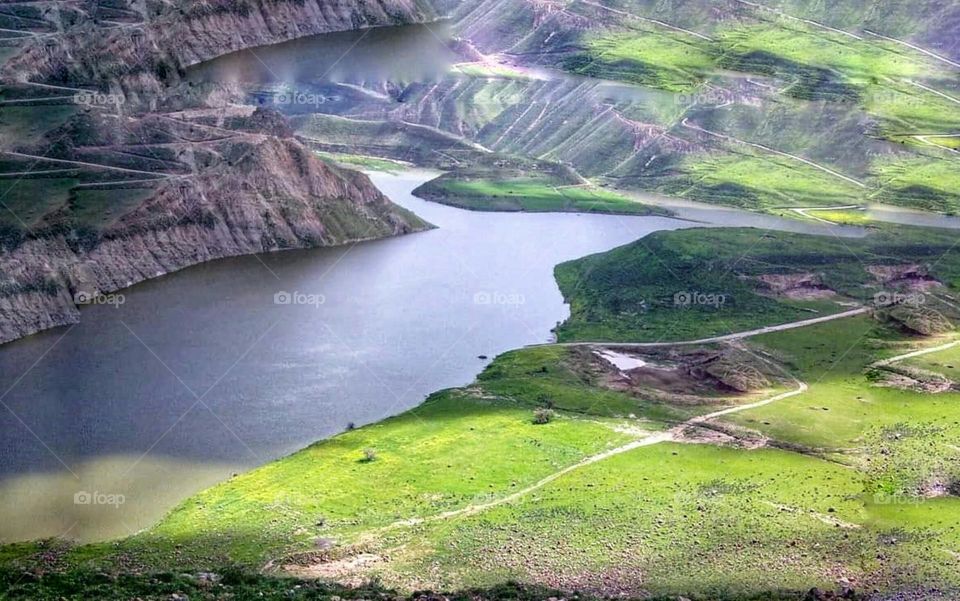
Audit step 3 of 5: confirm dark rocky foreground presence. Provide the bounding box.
[5,566,941,601]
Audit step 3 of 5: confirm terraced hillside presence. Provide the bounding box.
[0,1,435,343]
[2,2,960,599]
[243,0,960,218]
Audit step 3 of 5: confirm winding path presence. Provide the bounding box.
[372,308,871,532]
[791,205,862,223]
[378,376,807,532]
[871,339,960,368]
[680,119,867,189]
[539,307,870,349]
[0,150,172,178]
[734,0,863,41]
[281,317,960,576]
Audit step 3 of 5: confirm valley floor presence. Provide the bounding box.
[5,302,960,600]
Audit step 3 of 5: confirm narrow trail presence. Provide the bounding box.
[916,136,960,155]
[0,151,172,178]
[376,376,807,533]
[791,205,862,223]
[864,30,960,70]
[681,119,867,189]
[541,307,870,349]
[575,0,713,41]
[906,80,960,106]
[0,95,77,105]
[21,82,95,94]
[871,339,960,368]
[734,0,863,41]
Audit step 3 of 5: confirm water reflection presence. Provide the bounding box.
[186,23,455,85]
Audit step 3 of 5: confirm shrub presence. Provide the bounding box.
[533,408,555,425]
[361,448,377,463]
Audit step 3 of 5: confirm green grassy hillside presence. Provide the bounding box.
[554,226,960,342]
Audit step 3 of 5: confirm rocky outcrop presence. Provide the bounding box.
[0,1,438,344]
[3,0,434,95]
[0,136,428,344]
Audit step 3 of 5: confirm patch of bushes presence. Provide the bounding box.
[532,408,555,424]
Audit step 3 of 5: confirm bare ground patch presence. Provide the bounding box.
[867,264,944,292]
[674,420,770,449]
[584,344,780,405]
[870,363,956,393]
[282,550,385,585]
[755,272,837,300]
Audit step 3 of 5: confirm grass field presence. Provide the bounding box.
[872,157,960,214]
[312,151,411,173]
[67,187,159,231]
[0,177,76,229]
[669,153,865,210]
[415,167,666,215]
[0,46,17,67]
[552,226,960,343]
[4,225,960,598]
[864,81,960,134]
[803,208,873,225]
[563,26,714,92]
[0,105,79,149]
[717,25,940,83]
[373,443,869,597]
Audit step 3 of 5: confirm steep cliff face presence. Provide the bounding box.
[0,0,438,345]
[0,136,427,344]
[3,0,433,94]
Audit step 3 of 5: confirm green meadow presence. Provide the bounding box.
[415,169,665,215]
[4,225,960,599]
[665,153,865,211]
[554,226,960,343]
[564,26,715,92]
[871,157,960,214]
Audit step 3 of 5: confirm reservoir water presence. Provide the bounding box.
[0,171,705,542]
[2,14,952,544]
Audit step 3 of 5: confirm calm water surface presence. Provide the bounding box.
[3,18,948,544]
[0,171,699,542]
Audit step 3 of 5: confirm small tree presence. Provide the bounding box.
[533,408,555,425]
[361,448,378,463]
